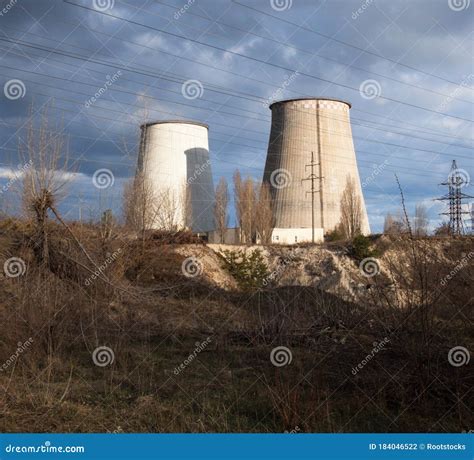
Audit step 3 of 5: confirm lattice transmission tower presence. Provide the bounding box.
[436,160,473,235]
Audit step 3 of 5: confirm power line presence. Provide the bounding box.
[1,59,471,174]
[1,59,471,152]
[61,0,474,123]
[0,49,470,177]
[2,23,473,144]
[232,0,474,90]
[3,73,472,165]
[0,113,459,179]
[11,16,465,141]
[148,0,472,105]
[1,52,472,157]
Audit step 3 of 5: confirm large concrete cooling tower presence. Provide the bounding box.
[136,120,215,232]
[262,98,370,244]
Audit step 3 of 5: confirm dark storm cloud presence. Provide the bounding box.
[0,0,472,229]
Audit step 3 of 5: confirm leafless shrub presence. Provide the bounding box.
[255,182,273,244]
[214,177,229,244]
[383,211,408,235]
[339,175,362,239]
[233,170,257,244]
[413,203,429,236]
[20,105,71,267]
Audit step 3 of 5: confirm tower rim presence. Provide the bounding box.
[269,97,352,110]
[140,119,209,130]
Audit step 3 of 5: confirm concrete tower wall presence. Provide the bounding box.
[137,121,214,232]
[263,98,370,242]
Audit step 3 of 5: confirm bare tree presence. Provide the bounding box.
[122,103,162,237]
[214,177,229,243]
[100,209,116,241]
[413,203,429,236]
[242,177,257,244]
[124,175,187,233]
[233,171,257,244]
[123,173,160,234]
[255,182,273,244]
[155,187,184,231]
[434,221,450,236]
[20,105,71,266]
[384,210,408,235]
[233,170,243,240]
[383,213,395,234]
[183,179,193,230]
[339,175,362,239]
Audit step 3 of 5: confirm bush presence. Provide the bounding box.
[220,249,269,289]
[147,229,204,244]
[325,224,345,242]
[350,234,378,261]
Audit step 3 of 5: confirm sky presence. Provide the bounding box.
[0,0,473,232]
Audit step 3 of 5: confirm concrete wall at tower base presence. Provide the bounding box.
[207,228,242,245]
[271,228,324,245]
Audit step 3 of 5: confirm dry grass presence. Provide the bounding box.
[0,219,472,433]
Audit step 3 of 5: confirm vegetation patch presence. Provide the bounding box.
[349,234,379,262]
[219,249,269,289]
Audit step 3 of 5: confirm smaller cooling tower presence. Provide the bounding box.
[136,120,215,232]
[263,98,370,243]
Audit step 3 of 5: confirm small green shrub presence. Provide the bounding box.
[350,234,378,261]
[220,249,269,289]
[325,224,345,242]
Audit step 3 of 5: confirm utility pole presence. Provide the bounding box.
[302,151,323,243]
[471,204,474,235]
[436,160,473,236]
[78,192,84,223]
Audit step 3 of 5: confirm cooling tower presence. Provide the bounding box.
[136,120,215,232]
[262,98,370,244]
